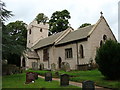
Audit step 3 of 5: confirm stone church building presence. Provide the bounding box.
[21,14,116,70]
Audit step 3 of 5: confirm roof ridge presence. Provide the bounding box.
[54,28,73,44]
[77,24,93,30]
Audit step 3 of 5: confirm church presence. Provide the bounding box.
[21,13,116,71]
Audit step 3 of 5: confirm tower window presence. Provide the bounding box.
[40,28,42,32]
[29,29,31,34]
[29,40,30,43]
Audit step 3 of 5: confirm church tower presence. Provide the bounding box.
[27,20,49,48]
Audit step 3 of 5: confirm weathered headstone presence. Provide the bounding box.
[25,72,35,84]
[82,80,95,90]
[32,62,38,70]
[60,74,69,86]
[45,72,52,81]
[61,62,70,71]
[39,63,44,70]
[61,62,65,70]
[65,62,70,72]
[51,63,56,71]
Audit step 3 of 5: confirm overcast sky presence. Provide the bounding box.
[3,0,119,40]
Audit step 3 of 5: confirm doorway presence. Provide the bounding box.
[22,58,26,67]
[58,57,62,69]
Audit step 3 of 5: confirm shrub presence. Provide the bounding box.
[95,40,120,80]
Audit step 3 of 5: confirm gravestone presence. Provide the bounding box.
[65,62,70,72]
[60,74,69,86]
[33,72,38,80]
[61,62,70,71]
[51,63,56,71]
[82,80,95,90]
[61,62,65,70]
[45,72,52,81]
[39,63,44,70]
[25,72,35,84]
[32,62,38,70]
[55,72,59,77]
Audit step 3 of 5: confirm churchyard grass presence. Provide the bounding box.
[27,69,120,89]
[2,73,80,89]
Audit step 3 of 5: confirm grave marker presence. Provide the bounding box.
[25,72,35,84]
[45,72,52,81]
[60,74,69,86]
[32,62,38,70]
[82,80,95,90]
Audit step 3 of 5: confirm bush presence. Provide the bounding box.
[95,40,120,80]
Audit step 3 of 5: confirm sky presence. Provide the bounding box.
[3,0,119,40]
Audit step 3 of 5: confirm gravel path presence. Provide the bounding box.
[38,75,112,90]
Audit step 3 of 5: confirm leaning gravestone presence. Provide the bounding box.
[51,63,56,71]
[32,62,38,70]
[60,74,69,86]
[39,63,44,70]
[82,80,95,90]
[25,72,35,84]
[45,72,52,81]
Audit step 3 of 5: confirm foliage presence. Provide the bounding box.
[79,23,91,28]
[0,1,13,22]
[2,21,27,66]
[95,40,120,80]
[35,13,48,24]
[49,9,71,34]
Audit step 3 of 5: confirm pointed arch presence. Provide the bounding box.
[100,40,103,47]
[103,35,107,41]
[80,44,84,58]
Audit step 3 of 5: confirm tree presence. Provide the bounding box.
[35,13,48,24]
[49,9,71,34]
[0,1,13,22]
[79,23,91,28]
[1,1,14,60]
[95,40,120,80]
[2,21,27,66]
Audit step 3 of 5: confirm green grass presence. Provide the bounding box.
[2,73,80,89]
[26,69,120,89]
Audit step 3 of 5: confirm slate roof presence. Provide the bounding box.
[55,25,94,45]
[26,51,39,59]
[32,25,94,50]
[32,31,63,50]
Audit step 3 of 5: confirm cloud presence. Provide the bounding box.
[4,0,119,40]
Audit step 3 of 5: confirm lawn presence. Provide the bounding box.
[2,73,80,89]
[27,69,120,89]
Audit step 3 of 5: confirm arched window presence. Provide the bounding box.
[103,35,107,41]
[100,40,103,47]
[29,29,31,34]
[80,45,84,58]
